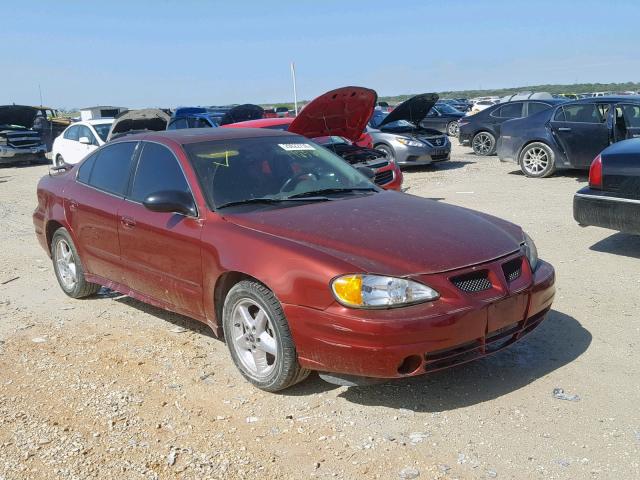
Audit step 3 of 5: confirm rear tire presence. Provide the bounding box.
[471,131,496,156]
[222,280,309,392]
[519,142,556,178]
[51,228,101,298]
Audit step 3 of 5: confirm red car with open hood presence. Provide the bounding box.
[224,87,403,191]
[34,127,555,391]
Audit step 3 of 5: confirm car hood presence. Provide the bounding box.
[223,191,523,276]
[377,93,439,128]
[219,104,265,126]
[288,86,377,142]
[0,105,39,128]
[107,109,170,140]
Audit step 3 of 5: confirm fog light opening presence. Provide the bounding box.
[397,355,422,375]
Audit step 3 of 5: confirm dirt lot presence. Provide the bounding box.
[1,143,639,480]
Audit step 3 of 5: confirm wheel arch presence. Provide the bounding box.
[45,220,66,253]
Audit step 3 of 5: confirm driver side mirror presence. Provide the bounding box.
[79,136,91,145]
[143,190,197,217]
[355,166,376,181]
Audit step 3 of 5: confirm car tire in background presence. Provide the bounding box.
[54,155,65,168]
[447,121,459,137]
[375,144,395,163]
[51,228,101,298]
[222,280,310,392]
[519,142,556,178]
[471,131,496,156]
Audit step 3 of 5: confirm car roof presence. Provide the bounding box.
[566,95,640,104]
[114,127,298,145]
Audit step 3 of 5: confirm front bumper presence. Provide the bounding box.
[574,187,640,235]
[395,144,451,166]
[458,131,472,146]
[285,256,555,379]
[0,144,47,164]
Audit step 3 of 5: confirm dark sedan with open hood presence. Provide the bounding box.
[34,127,554,391]
[0,105,48,164]
[367,94,451,166]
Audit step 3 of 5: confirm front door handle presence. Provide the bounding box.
[120,216,136,229]
[557,127,572,132]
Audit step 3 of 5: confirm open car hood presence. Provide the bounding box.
[107,109,170,140]
[377,93,439,128]
[288,86,377,142]
[219,104,265,126]
[0,105,39,128]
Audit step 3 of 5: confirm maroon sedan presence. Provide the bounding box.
[34,128,555,391]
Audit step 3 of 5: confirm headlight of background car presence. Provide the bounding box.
[396,137,424,147]
[522,232,539,271]
[331,274,439,308]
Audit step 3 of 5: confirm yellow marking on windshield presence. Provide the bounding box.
[195,150,239,167]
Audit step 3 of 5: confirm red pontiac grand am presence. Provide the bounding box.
[34,127,555,391]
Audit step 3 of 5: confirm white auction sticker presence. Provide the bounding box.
[278,143,315,151]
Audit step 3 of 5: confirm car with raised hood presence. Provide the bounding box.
[33,127,555,392]
[574,138,640,235]
[223,87,403,191]
[107,109,171,141]
[367,94,451,166]
[51,119,114,166]
[458,98,565,156]
[498,96,640,177]
[0,105,48,165]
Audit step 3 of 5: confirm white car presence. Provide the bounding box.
[51,119,113,166]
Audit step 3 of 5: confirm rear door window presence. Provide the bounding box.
[64,125,80,141]
[619,104,640,127]
[492,102,524,118]
[559,104,603,123]
[87,142,137,196]
[129,142,192,205]
[168,118,188,130]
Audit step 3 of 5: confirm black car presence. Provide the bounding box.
[441,98,472,113]
[498,96,640,177]
[574,138,640,235]
[459,99,565,156]
[419,102,466,137]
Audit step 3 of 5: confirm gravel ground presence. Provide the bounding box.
[0,143,639,480]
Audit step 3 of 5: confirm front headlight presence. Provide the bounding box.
[396,137,424,147]
[522,232,539,271]
[331,274,439,308]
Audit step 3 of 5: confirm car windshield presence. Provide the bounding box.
[184,136,376,210]
[370,112,414,129]
[436,103,460,114]
[93,123,111,142]
[313,136,350,146]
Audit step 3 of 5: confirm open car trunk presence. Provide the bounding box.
[107,109,170,141]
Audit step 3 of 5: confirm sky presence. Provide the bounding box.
[2,0,639,109]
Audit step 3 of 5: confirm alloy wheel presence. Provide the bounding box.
[55,238,77,290]
[230,299,278,378]
[447,122,459,137]
[522,147,549,175]
[472,133,493,155]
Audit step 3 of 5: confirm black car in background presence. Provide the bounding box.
[498,96,640,177]
[574,138,640,235]
[459,99,565,156]
[419,102,466,137]
[441,98,472,113]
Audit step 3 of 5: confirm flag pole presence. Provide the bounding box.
[290,62,298,115]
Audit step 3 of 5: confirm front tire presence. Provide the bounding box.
[519,142,556,178]
[375,144,395,163]
[222,280,309,392]
[51,228,101,298]
[472,131,496,156]
[447,121,459,137]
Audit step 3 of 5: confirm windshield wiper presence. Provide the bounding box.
[216,196,330,209]
[286,187,378,199]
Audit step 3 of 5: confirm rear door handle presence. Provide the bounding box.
[120,216,136,229]
[557,127,572,132]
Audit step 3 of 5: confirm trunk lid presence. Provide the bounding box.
[107,109,170,140]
